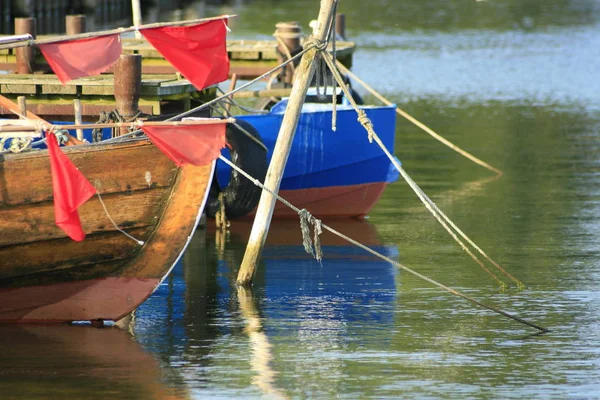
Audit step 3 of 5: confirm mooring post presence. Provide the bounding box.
[14,18,36,74]
[73,99,84,141]
[66,14,86,35]
[113,54,142,136]
[274,21,303,86]
[17,96,27,119]
[236,0,337,286]
[335,13,346,40]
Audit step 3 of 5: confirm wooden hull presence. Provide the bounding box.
[0,138,214,323]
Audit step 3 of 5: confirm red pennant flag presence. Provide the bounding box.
[39,34,122,84]
[141,123,226,167]
[141,20,229,90]
[47,133,97,241]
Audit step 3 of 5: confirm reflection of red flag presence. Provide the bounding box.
[141,123,226,166]
[39,34,122,84]
[141,20,229,90]
[47,133,96,241]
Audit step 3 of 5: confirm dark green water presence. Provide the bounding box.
[2,0,600,398]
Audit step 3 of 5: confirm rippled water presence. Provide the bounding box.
[2,0,600,398]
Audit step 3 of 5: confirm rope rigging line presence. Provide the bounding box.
[217,154,547,333]
[94,182,144,246]
[101,43,314,144]
[209,101,269,153]
[320,50,523,288]
[334,60,503,176]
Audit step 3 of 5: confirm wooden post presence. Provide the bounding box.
[66,14,86,35]
[274,21,302,86]
[225,73,238,113]
[73,99,84,141]
[113,54,142,136]
[335,13,346,40]
[14,18,36,74]
[131,0,142,39]
[17,96,27,119]
[236,0,337,286]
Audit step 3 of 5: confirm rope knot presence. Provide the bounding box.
[357,110,375,143]
[303,36,327,52]
[298,208,323,262]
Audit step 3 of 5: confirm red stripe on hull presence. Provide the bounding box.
[0,277,160,323]
[269,182,388,219]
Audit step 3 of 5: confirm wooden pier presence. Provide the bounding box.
[0,14,354,122]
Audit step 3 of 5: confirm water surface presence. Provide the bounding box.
[3,0,600,398]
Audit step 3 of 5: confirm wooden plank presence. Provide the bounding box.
[0,227,151,281]
[0,141,178,205]
[0,186,170,247]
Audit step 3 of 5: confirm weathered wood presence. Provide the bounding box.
[237,0,338,286]
[0,132,215,321]
[73,98,83,140]
[0,140,177,205]
[0,227,150,281]
[14,18,35,74]
[65,15,86,35]
[0,38,355,78]
[0,186,171,247]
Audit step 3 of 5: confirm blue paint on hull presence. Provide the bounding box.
[217,100,399,190]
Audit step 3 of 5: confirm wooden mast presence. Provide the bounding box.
[236,0,338,286]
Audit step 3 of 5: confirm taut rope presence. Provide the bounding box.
[217,155,547,333]
[320,50,523,288]
[335,60,503,176]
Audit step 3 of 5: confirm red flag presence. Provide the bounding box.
[39,34,122,84]
[141,20,229,90]
[47,133,96,241]
[141,123,226,166]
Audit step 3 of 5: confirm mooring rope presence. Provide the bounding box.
[320,50,523,288]
[94,182,144,246]
[209,101,269,153]
[298,208,323,262]
[334,60,503,176]
[102,43,314,144]
[217,155,547,333]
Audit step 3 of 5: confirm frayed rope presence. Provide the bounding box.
[298,208,323,262]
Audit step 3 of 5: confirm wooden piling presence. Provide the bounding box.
[17,96,27,119]
[335,14,346,40]
[113,54,142,136]
[274,21,303,86]
[66,14,86,35]
[14,18,36,74]
[73,99,84,141]
[236,0,338,286]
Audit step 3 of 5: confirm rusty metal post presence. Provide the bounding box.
[335,13,346,40]
[14,18,36,74]
[66,14,86,35]
[274,21,303,86]
[113,54,142,136]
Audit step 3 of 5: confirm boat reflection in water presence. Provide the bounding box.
[0,324,188,399]
[133,218,399,398]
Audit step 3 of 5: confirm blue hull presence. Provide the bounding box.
[217,100,399,190]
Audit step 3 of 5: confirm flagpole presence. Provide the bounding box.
[0,15,236,50]
[47,119,235,132]
[236,0,338,286]
[131,0,143,39]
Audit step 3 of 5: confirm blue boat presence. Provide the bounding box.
[214,93,400,219]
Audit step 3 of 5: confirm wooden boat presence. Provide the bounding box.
[0,133,215,323]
